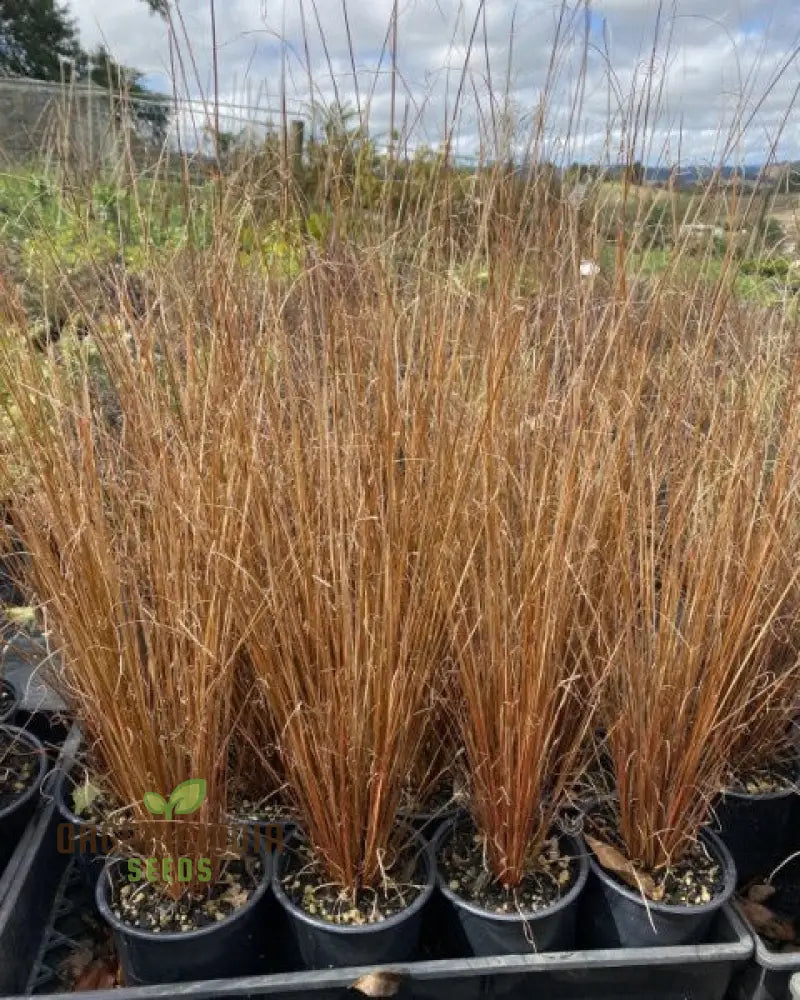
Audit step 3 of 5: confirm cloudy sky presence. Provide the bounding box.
[69,0,800,164]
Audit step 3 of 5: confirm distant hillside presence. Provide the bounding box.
[642,165,761,183]
[640,163,800,189]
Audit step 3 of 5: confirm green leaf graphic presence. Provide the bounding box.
[143,791,168,816]
[168,778,206,817]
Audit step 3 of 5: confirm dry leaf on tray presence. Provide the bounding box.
[57,949,93,985]
[584,834,656,897]
[746,883,777,904]
[739,899,796,942]
[350,971,406,997]
[73,959,118,991]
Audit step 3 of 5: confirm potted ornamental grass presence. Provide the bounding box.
[582,361,800,948]
[0,273,276,985]
[236,257,487,970]
[435,359,611,957]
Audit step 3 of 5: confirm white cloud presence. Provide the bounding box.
[69,0,800,162]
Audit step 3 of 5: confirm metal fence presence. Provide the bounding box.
[0,76,312,166]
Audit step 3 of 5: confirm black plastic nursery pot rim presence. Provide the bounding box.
[53,766,126,852]
[272,828,435,935]
[54,768,105,830]
[0,677,19,722]
[0,723,49,820]
[435,814,590,923]
[719,781,797,803]
[95,850,273,944]
[48,764,116,899]
[585,826,737,915]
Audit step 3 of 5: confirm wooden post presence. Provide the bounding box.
[290,119,305,171]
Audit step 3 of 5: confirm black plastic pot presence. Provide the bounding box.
[95,852,274,986]
[713,780,797,886]
[0,678,19,724]
[435,816,589,956]
[55,772,114,892]
[580,827,737,948]
[273,828,435,969]
[21,867,754,1000]
[5,847,753,999]
[0,725,47,876]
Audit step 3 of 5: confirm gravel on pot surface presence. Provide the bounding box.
[438,818,579,914]
[586,810,726,906]
[110,854,263,933]
[227,782,297,826]
[281,838,426,925]
[724,758,797,795]
[0,727,40,809]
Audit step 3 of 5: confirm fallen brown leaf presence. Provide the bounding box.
[747,883,777,904]
[57,949,93,985]
[74,959,118,991]
[585,834,655,897]
[350,971,405,997]
[739,899,796,942]
[96,968,117,990]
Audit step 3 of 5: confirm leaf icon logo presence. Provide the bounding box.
[143,779,207,820]
[143,791,168,816]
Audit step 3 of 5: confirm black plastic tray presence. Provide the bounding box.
[726,829,800,1000]
[0,724,80,995]
[0,636,756,1000]
[731,903,800,1000]
[749,928,800,1000]
[0,710,70,900]
[6,858,752,1000]
[0,632,71,912]
[1,629,67,717]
